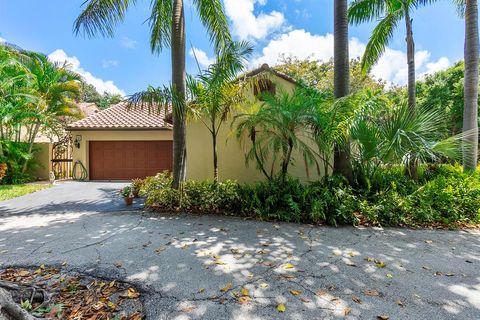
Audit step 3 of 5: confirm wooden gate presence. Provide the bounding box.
[51,136,73,179]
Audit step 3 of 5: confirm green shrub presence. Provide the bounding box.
[140,164,480,228]
[406,171,480,225]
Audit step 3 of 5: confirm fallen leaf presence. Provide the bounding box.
[396,299,404,307]
[344,307,352,316]
[284,263,295,269]
[220,283,233,293]
[181,306,196,313]
[386,273,393,278]
[364,289,380,297]
[114,261,123,268]
[377,315,389,320]
[375,260,386,268]
[198,288,205,293]
[316,290,327,296]
[17,270,29,277]
[241,287,250,297]
[238,296,251,304]
[352,295,362,304]
[126,287,140,298]
[422,266,431,270]
[260,283,269,289]
[155,246,166,253]
[300,297,311,303]
[425,240,433,244]
[277,303,286,312]
[290,289,301,296]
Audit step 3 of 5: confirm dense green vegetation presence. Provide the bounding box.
[140,166,480,228]
[0,44,82,184]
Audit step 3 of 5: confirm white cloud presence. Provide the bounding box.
[102,59,119,69]
[189,47,214,69]
[252,29,451,86]
[224,0,285,40]
[0,37,6,43]
[120,36,137,49]
[48,49,125,96]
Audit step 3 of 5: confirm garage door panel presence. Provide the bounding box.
[89,140,172,180]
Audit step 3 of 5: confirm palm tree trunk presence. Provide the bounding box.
[171,0,187,189]
[333,0,353,183]
[22,121,40,173]
[463,0,479,171]
[281,139,294,181]
[212,129,219,182]
[405,6,416,112]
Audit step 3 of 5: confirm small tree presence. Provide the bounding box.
[234,87,324,182]
[188,41,253,181]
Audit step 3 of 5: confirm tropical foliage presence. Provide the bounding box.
[0,44,81,183]
[74,0,232,189]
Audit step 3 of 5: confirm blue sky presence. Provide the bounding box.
[0,0,466,96]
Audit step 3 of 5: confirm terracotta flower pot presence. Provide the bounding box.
[124,197,134,206]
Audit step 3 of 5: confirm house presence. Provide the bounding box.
[67,103,172,180]
[66,64,327,182]
[186,64,326,183]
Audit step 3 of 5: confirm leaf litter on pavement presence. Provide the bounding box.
[0,266,144,319]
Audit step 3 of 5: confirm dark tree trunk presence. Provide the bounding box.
[171,0,187,189]
[212,129,218,182]
[405,6,416,112]
[333,0,353,183]
[463,0,479,170]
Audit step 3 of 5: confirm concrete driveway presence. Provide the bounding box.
[0,181,143,215]
[0,182,479,319]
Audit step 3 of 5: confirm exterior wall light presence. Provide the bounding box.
[74,135,82,149]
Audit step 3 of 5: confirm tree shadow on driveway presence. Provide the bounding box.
[0,208,479,319]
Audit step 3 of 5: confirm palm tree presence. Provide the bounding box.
[334,0,354,182]
[233,87,322,182]
[348,0,436,112]
[348,90,472,182]
[21,52,81,172]
[129,41,253,182]
[188,41,253,181]
[74,0,231,188]
[462,0,479,170]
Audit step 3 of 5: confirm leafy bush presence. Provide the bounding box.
[141,165,480,228]
[0,141,34,185]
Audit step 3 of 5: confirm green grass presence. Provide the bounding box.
[0,184,51,201]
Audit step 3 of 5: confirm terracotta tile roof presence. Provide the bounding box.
[240,63,300,85]
[67,103,172,130]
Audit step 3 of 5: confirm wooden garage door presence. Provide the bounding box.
[89,141,172,180]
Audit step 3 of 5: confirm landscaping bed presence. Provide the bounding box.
[0,266,144,319]
[136,164,480,229]
[0,184,51,202]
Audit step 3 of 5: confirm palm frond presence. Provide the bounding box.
[192,0,231,52]
[348,0,387,25]
[148,0,172,54]
[74,0,135,38]
[361,10,402,73]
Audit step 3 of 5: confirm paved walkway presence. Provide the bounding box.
[0,183,479,319]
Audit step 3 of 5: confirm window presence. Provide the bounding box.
[253,79,276,100]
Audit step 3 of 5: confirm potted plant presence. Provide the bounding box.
[131,178,144,198]
[120,186,134,205]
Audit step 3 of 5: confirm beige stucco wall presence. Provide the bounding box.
[31,142,52,180]
[70,129,173,180]
[186,72,328,183]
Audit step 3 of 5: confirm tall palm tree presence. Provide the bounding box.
[334,0,354,182]
[462,0,479,170]
[348,0,436,111]
[74,0,231,188]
